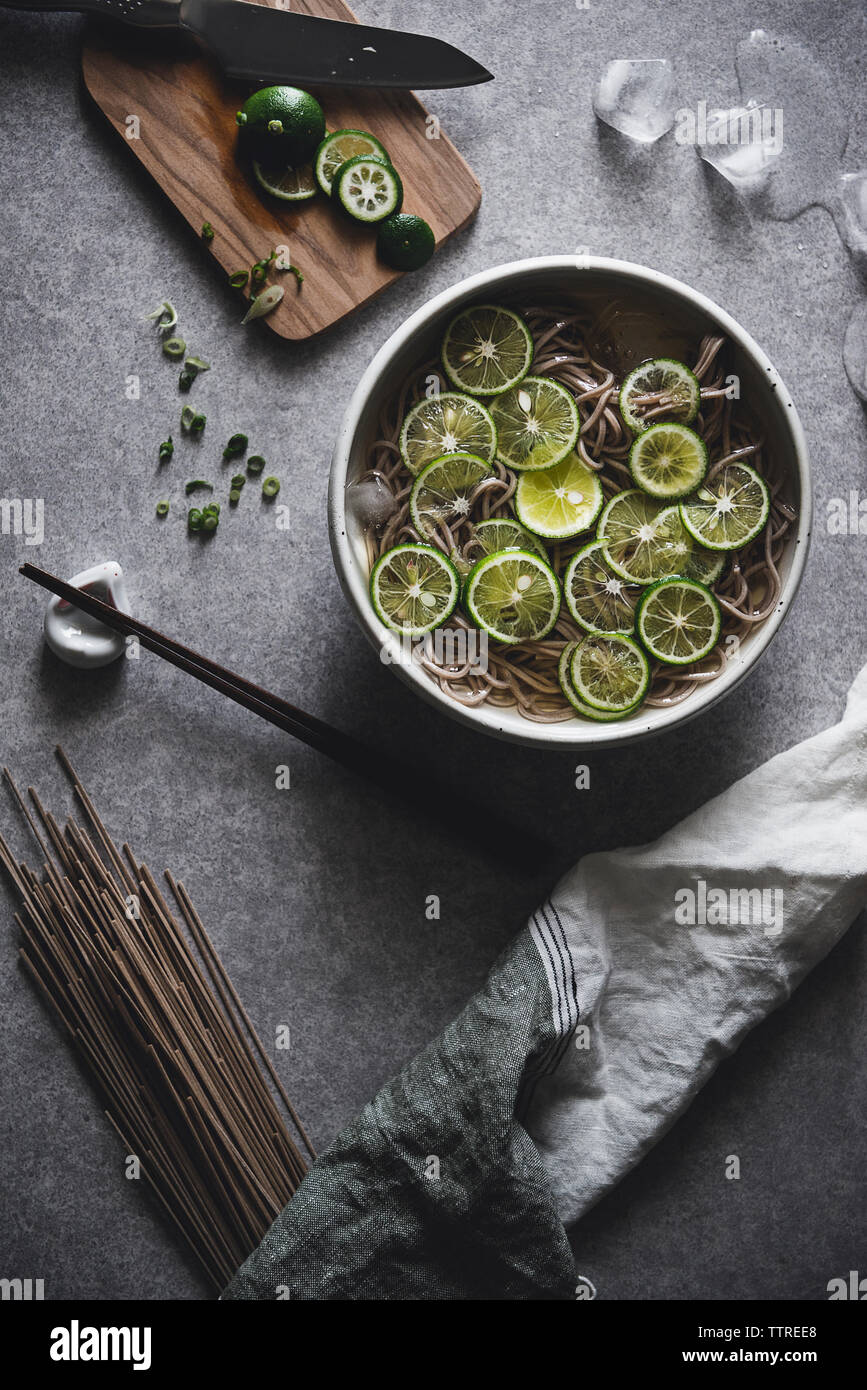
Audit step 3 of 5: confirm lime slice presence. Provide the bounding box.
[464,550,561,645]
[685,545,725,585]
[441,304,534,396]
[558,641,639,721]
[370,543,459,635]
[514,452,603,539]
[679,463,771,551]
[315,129,388,195]
[335,156,402,223]
[654,504,696,572]
[619,357,701,434]
[597,489,685,584]
[409,452,492,536]
[490,376,580,472]
[399,392,497,476]
[473,518,548,560]
[629,422,708,499]
[563,539,640,635]
[570,633,650,712]
[253,160,317,201]
[636,577,722,665]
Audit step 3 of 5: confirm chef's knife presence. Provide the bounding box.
[0,0,493,89]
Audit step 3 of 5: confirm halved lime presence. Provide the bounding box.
[629,422,708,499]
[335,155,402,223]
[563,539,640,635]
[409,452,492,536]
[315,129,388,195]
[679,463,771,551]
[558,640,639,721]
[514,452,603,539]
[490,376,580,472]
[473,517,547,560]
[570,633,650,712]
[253,160,317,201]
[441,304,534,396]
[685,545,725,586]
[370,543,459,635]
[619,357,701,434]
[597,489,685,584]
[464,549,561,645]
[236,86,325,166]
[399,392,497,475]
[636,577,722,665]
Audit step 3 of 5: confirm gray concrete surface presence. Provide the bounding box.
[1,0,866,1301]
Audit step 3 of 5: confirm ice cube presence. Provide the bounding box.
[732,30,847,217]
[831,171,867,264]
[346,475,397,529]
[592,60,677,144]
[843,300,867,403]
[697,102,781,192]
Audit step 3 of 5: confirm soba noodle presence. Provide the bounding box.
[359,306,796,723]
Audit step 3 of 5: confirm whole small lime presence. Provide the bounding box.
[376,214,435,271]
[236,86,325,167]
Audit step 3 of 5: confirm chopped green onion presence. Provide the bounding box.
[178,370,195,393]
[202,514,219,531]
[223,433,248,460]
[273,248,300,280]
[242,285,283,324]
[188,508,203,531]
[230,473,246,489]
[158,436,174,463]
[235,111,248,127]
[162,336,186,359]
[144,300,178,332]
[229,488,242,504]
[156,501,170,517]
[251,262,268,286]
[203,502,220,517]
[229,270,249,290]
[190,413,206,435]
[201,222,215,242]
[181,405,197,431]
[185,479,213,494]
[185,355,210,374]
[262,476,280,499]
[246,455,265,475]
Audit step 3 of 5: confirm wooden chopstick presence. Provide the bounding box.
[20,564,552,870]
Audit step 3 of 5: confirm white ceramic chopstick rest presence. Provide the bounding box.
[43,562,131,669]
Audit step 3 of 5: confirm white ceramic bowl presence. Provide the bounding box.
[329,257,811,749]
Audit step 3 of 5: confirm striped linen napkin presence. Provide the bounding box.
[223,662,867,1300]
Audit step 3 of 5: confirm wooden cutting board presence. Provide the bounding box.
[81,0,482,340]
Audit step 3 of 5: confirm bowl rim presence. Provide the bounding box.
[328,255,812,750]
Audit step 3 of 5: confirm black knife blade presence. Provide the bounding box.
[0,0,493,90]
[179,0,493,89]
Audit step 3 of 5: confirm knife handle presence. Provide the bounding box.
[0,0,180,25]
